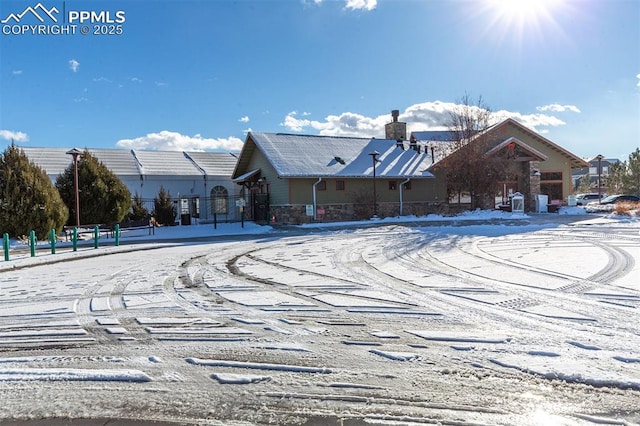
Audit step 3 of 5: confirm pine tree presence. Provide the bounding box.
[152,185,176,226]
[0,144,68,239]
[576,173,592,194]
[129,191,150,221]
[55,149,131,226]
[605,163,624,195]
[622,148,640,196]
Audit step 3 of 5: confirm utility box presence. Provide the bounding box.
[567,195,577,206]
[535,194,548,213]
[511,192,525,214]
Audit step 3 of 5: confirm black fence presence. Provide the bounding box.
[137,195,249,224]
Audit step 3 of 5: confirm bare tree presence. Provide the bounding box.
[446,93,493,145]
[438,93,512,209]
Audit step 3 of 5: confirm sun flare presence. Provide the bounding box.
[479,0,568,46]
[489,0,561,21]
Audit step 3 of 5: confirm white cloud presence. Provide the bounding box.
[536,104,581,113]
[0,130,29,142]
[116,131,244,152]
[238,116,250,123]
[281,111,385,136]
[130,77,142,83]
[155,81,167,87]
[637,73,640,88]
[281,101,569,138]
[69,59,79,72]
[12,70,22,75]
[493,110,566,131]
[92,77,111,83]
[73,97,89,103]
[345,0,377,11]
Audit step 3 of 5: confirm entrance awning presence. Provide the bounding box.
[484,137,548,161]
[233,168,260,183]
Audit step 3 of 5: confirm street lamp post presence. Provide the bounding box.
[66,148,82,227]
[595,154,604,203]
[369,150,380,218]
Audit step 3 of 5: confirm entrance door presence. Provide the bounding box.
[498,182,519,206]
[253,193,270,223]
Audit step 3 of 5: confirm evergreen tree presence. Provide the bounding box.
[576,173,592,194]
[622,148,640,196]
[0,144,68,239]
[605,162,624,195]
[152,185,176,226]
[129,191,150,221]
[55,149,131,226]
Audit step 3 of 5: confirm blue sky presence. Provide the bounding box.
[1,0,638,160]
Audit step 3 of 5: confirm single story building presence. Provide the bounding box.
[21,147,240,223]
[232,112,588,223]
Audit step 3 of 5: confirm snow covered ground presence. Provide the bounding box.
[0,208,639,425]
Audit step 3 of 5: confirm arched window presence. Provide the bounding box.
[211,185,228,215]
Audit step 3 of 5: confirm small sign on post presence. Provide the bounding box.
[236,199,246,228]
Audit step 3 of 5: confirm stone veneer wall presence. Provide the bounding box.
[269,202,469,225]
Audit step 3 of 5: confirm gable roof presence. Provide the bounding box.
[486,119,589,168]
[20,147,143,177]
[484,137,548,161]
[19,147,238,180]
[183,151,237,177]
[235,132,434,179]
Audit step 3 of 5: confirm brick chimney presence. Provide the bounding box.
[385,109,407,140]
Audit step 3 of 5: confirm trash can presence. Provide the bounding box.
[567,195,577,206]
[535,194,548,213]
[180,214,191,226]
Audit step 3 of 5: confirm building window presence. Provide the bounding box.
[388,181,397,190]
[211,185,228,214]
[541,172,562,181]
[317,180,327,191]
[402,180,412,190]
[191,197,200,218]
[335,180,345,191]
[540,171,563,201]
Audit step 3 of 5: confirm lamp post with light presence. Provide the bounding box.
[66,148,82,227]
[369,150,380,218]
[595,154,604,203]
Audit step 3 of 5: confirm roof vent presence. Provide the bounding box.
[396,139,405,150]
[391,109,399,122]
[334,156,346,165]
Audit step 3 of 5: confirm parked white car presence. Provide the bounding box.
[575,193,603,206]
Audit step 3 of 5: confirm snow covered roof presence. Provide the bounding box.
[19,147,73,177]
[183,151,237,177]
[19,147,237,179]
[81,148,143,176]
[243,133,435,178]
[131,150,203,176]
[410,130,456,142]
